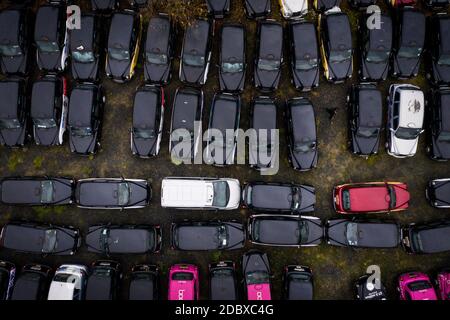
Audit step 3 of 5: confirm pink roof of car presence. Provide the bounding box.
[399,272,438,300]
[168,264,198,301]
[247,283,271,300]
[347,183,409,212]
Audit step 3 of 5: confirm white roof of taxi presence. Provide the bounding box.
[399,88,424,129]
[47,282,76,300]
[161,178,214,207]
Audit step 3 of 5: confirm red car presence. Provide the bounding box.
[333,182,410,214]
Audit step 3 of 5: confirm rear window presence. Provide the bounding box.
[212,181,230,208]
[342,190,351,210]
[40,180,54,203]
[407,280,432,292]
[172,272,193,281]
[246,271,269,285]
[212,269,233,278]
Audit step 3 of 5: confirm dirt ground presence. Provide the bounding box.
[0,0,449,300]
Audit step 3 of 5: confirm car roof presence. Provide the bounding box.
[78,180,120,206]
[288,275,313,300]
[0,179,41,203]
[326,13,352,51]
[439,91,450,132]
[0,80,19,120]
[172,89,200,131]
[86,273,112,300]
[433,179,450,203]
[108,12,134,49]
[292,22,318,60]
[12,272,44,299]
[108,228,152,253]
[35,5,60,42]
[438,16,450,53]
[398,88,424,128]
[210,269,237,300]
[417,224,450,253]
[176,224,219,250]
[70,15,94,52]
[290,101,316,141]
[0,9,21,44]
[255,217,300,244]
[210,94,239,132]
[133,89,159,128]
[253,100,276,130]
[368,14,392,52]
[48,282,75,300]
[250,184,292,210]
[69,87,95,127]
[221,24,245,62]
[401,10,425,48]
[183,19,210,56]
[130,273,155,300]
[259,21,283,59]
[358,88,382,127]
[2,224,44,252]
[31,79,56,119]
[145,15,170,53]
[162,178,214,207]
[352,221,399,247]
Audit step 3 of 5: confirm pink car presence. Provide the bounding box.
[168,264,199,301]
[437,269,450,300]
[398,272,438,300]
[242,250,272,300]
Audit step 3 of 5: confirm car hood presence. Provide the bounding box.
[290,149,318,171]
[432,62,450,84]
[292,67,319,90]
[328,58,352,81]
[132,135,158,157]
[304,219,323,245]
[247,283,271,300]
[144,63,170,84]
[70,133,97,154]
[226,180,241,209]
[298,187,316,212]
[128,182,150,206]
[352,133,379,155]
[226,223,246,249]
[180,64,206,85]
[34,126,59,146]
[433,136,450,160]
[37,51,61,72]
[0,126,26,147]
[393,56,420,78]
[361,58,389,81]
[219,70,245,92]
[255,68,281,91]
[54,229,77,254]
[410,289,438,300]
[86,228,102,252]
[283,0,307,14]
[106,57,130,80]
[53,180,74,204]
[1,53,27,74]
[72,60,99,81]
[391,135,419,157]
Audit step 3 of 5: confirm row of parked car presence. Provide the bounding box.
[2,3,450,88]
[1,251,449,300]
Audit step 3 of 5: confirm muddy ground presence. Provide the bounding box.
[0,0,449,299]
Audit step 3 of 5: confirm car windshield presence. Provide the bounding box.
[117,182,130,206]
[172,272,193,281]
[42,229,57,253]
[330,49,351,63]
[298,220,309,244]
[291,188,302,210]
[342,189,351,210]
[407,280,432,292]
[212,181,230,208]
[357,127,379,138]
[71,126,93,137]
[410,231,423,252]
[146,52,168,65]
[183,53,204,67]
[438,53,450,66]
[366,50,389,63]
[258,58,280,71]
[0,118,21,130]
[134,127,156,139]
[295,58,318,71]
[0,44,22,57]
[246,271,269,285]
[346,222,359,246]
[34,118,57,129]
[294,140,316,153]
[36,40,60,54]
[398,46,421,59]
[40,180,54,203]
[217,225,228,248]
[222,61,243,73]
[72,50,95,63]
[387,185,397,209]
[109,47,130,61]
[438,131,450,142]
[395,127,421,140]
